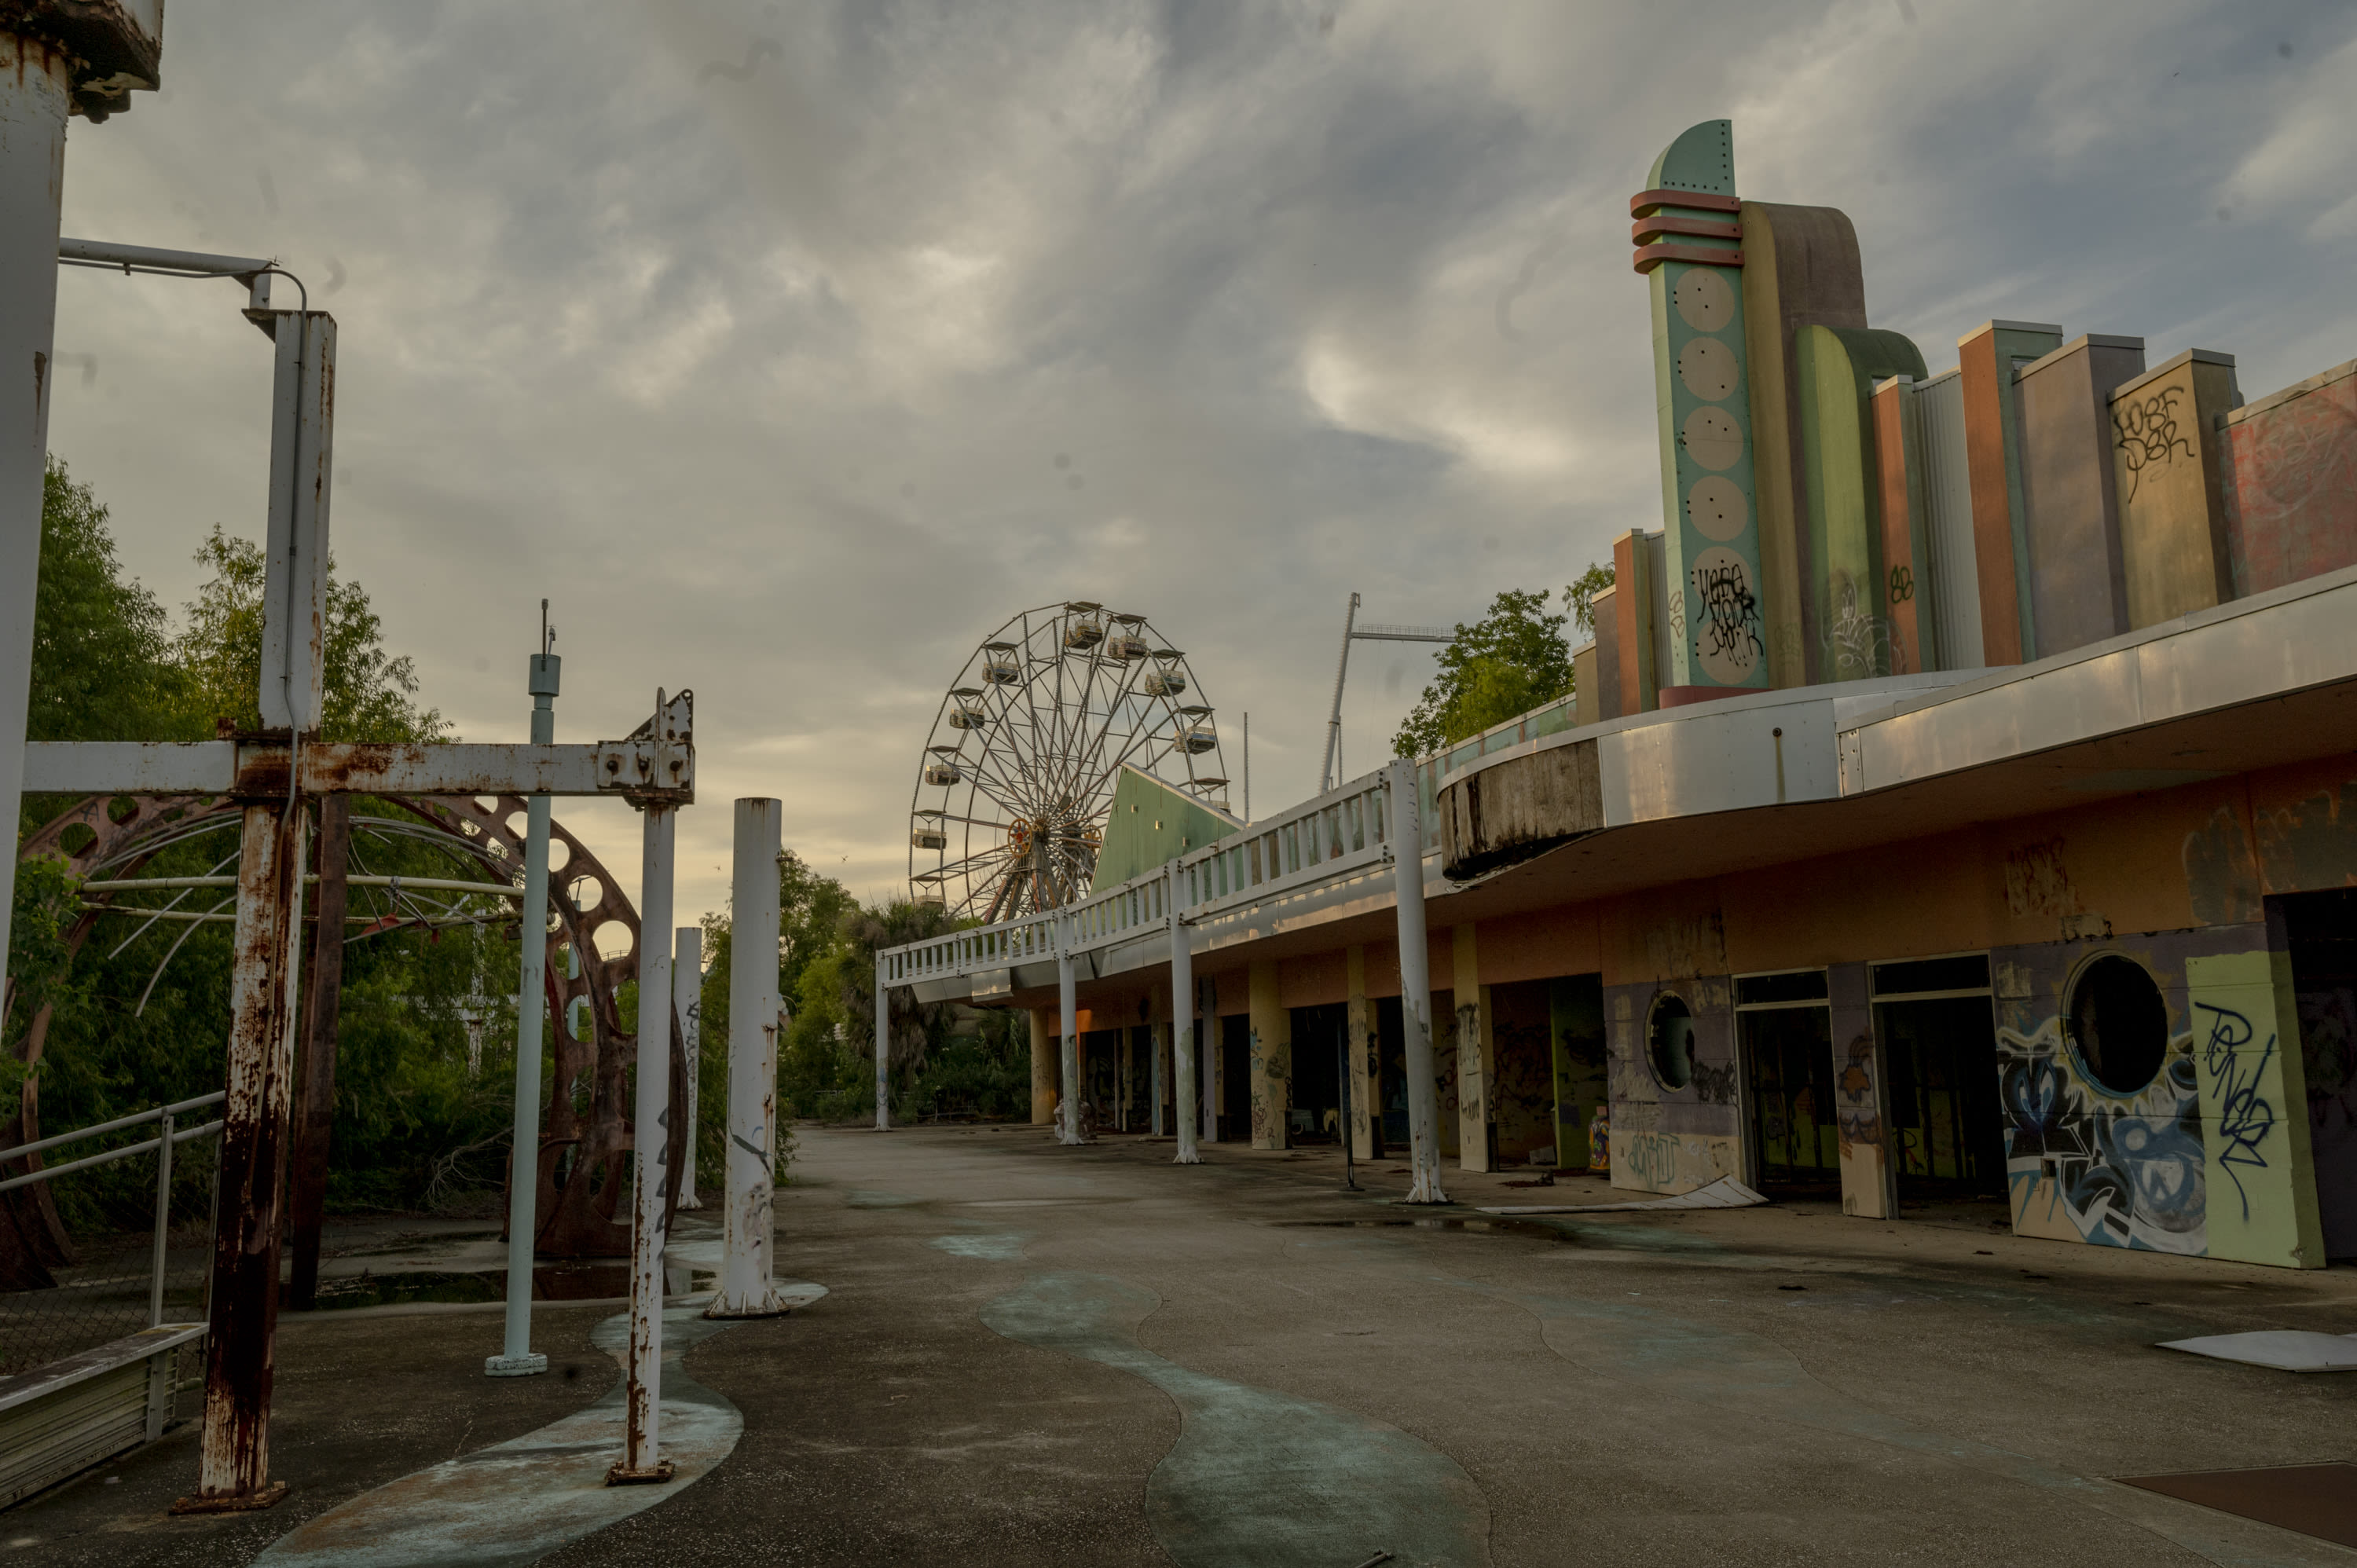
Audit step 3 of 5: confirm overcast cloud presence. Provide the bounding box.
[43,0,2356,927]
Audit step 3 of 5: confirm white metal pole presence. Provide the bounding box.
[710,799,782,1317]
[1057,918,1081,1145]
[488,638,559,1377]
[874,958,890,1131]
[1387,759,1447,1204]
[148,1106,174,1328]
[1321,592,1361,793]
[0,36,71,1013]
[674,926,701,1209]
[1169,865,1199,1164]
[617,798,676,1481]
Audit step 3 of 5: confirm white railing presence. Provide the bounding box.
[879,766,1419,985]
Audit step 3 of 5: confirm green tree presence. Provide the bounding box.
[1565,559,1615,638]
[176,526,449,742]
[1393,588,1575,758]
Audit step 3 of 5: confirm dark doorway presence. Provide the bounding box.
[1083,1029,1120,1124]
[1290,1004,1345,1143]
[1220,1014,1251,1139]
[1377,996,1407,1150]
[1879,997,2004,1195]
[1550,975,1607,1171]
[1738,974,1838,1192]
[2277,888,2357,1259]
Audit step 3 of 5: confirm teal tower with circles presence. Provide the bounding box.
[1632,119,1769,694]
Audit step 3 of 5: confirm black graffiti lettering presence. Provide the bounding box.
[1691,562,1763,664]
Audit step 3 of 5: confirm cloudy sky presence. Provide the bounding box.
[45,0,2356,927]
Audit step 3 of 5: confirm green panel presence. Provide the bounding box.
[1089,766,1241,893]
[1797,324,1926,680]
[1648,119,1735,195]
[1644,121,1769,692]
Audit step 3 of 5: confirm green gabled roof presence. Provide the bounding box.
[1089,766,1243,893]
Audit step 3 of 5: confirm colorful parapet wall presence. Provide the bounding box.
[1632,122,1771,700]
[1993,932,2325,1268]
[2220,357,2357,598]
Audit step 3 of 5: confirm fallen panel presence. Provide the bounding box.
[2117,1463,2357,1548]
[1476,1175,1767,1214]
[2157,1330,2357,1372]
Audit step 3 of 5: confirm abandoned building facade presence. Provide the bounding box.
[883,121,2357,1273]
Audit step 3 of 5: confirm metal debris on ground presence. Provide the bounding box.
[1475,1175,1767,1215]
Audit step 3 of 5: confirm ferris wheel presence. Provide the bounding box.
[909,602,1228,922]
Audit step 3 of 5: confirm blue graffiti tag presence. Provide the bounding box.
[2195,1001,2276,1222]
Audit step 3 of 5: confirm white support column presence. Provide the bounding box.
[873,961,890,1130]
[1058,918,1081,1145]
[0,36,71,1006]
[710,799,783,1318]
[1169,864,1199,1164]
[673,926,702,1209]
[1387,759,1447,1205]
[489,643,559,1378]
[614,799,676,1483]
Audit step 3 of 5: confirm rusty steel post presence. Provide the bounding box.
[177,798,308,1513]
[709,799,783,1318]
[0,8,161,1009]
[611,797,676,1484]
[1387,759,1447,1206]
[286,792,350,1310]
[1169,863,1200,1164]
[674,926,702,1209]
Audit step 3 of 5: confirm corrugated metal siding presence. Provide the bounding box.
[0,1359,146,1508]
[1919,369,1985,669]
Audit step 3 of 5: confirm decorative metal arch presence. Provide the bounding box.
[4,790,682,1272]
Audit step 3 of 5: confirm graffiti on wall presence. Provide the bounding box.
[1613,1129,1739,1194]
[2222,366,2357,596]
[2185,950,2317,1268]
[2000,1019,2206,1255]
[2111,385,2194,504]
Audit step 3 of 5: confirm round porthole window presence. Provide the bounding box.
[2065,954,2168,1095]
[1648,991,1695,1090]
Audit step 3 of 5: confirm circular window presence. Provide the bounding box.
[2066,954,2168,1095]
[1648,991,1695,1090]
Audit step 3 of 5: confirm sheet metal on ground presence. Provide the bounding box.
[253,1289,822,1567]
[2117,1464,2357,1550]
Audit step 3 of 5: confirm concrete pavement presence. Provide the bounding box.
[9,1123,2357,1564]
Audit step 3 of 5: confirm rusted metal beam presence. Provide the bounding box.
[23,738,695,799]
[174,800,306,1513]
[286,793,350,1312]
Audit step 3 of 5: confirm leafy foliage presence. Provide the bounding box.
[11,461,500,1226]
[1392,588,1576,758]
[1565,559,1615,639]
[176,526,449,743]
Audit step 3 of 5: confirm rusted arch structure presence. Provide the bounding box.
[3,791,681,1277]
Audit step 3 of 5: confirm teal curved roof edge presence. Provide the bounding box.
[1647,119,1736,196]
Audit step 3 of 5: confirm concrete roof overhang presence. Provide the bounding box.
[971,565,2357,1010]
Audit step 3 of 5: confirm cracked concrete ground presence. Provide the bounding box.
[8,1123,2357,1566]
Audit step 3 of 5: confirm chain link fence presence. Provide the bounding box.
[0,1094,222,1417]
